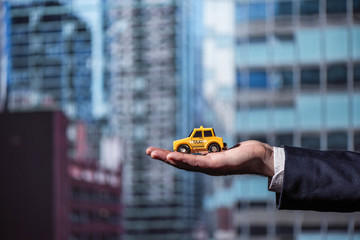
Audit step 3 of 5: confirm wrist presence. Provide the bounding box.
[242,141,274,177]
[260,144,274,177]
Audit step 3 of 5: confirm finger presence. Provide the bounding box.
[228,143,241,150]
[146,146,171,155]
[150,149,171,161]
[166,151,232,176]
[167,152,212,169]
[146,146,161,155]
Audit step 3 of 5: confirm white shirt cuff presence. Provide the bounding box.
[268,146,285,193]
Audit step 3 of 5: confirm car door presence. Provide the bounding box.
[191,130,204,149]
[203,130,213,146]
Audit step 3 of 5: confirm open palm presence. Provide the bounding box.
[146,140,274,177]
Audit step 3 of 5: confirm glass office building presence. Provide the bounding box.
[3,0,108,159]
[203,0,360,239]
[106,0,204,239]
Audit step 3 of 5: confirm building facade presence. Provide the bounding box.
[105,0,203,239]
[68,159,122,240]
[4,0,108,159]
[0,111,122,240]
[203,0,360,239]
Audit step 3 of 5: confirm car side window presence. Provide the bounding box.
[193,131,202,138]
[204,130,213,137]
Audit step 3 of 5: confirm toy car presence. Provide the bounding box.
[173,126,227,154]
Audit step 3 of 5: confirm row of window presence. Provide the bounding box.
[236,0,360,23]
[69,233,118,240]
[238,131,360,151]
[236,224,360,236]
[191,130,215,138]
[72,188,119,203]
[236,63,360,90]
[69,210,120,224]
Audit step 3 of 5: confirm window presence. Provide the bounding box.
[327,132,348,150]
[236,71,243,88]
[274,1,293,17]
[300,0,319,16]
[188,130,194,137]
[273,69,293,89]
[354,64,360,88]
[276,225,294,235]
[250,225,267,236]
[354,0,360,14]
[301,67,320,89]
[249,201,267,208]
[301,134,321,149]
[327,64,347,89]
[355,131,360,152]
[11,16,29,24]
[249,135,267,143]
[249,36,267,43]
[204,130,213,137]
[249,70,267,88]
[236,4,247,23]
[302,225,321,231]
[276,133,293,146]
[249,2,267,21]
[193,131,202,138]
[237,70,268,89]
[326,0,347,14]
[327,224,348,232]
[275,33,294,42]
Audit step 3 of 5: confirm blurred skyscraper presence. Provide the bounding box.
[6,1,92,119]
[0,2,4,111]
[105,0,204,239]
[3,0,107,159]
[203,0,360,239]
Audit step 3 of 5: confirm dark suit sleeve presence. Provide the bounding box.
[276,146,360,212]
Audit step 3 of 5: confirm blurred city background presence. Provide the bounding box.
[0,0,360,239]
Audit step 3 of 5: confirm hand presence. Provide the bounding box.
[146,140,274,177]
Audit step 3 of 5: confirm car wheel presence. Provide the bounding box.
[177,144,190,154]
[208,143,220,153]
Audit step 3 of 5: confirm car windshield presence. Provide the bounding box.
[188,130,193,137]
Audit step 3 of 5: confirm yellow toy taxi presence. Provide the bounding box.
[173,126,227,154]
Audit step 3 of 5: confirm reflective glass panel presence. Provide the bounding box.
[298,29,321,62]
[354,0,360,14]
[274,1,293,17]
[327,64,347,89]
[273,69,293,89]
[354,64,360,88]
[355,131,360,152]
[236,4,248,23]
[249,2,266,21]
[301,134,321,149]
[300,0,319,16]
[327,132,348,150]
[249,70,267,88]
[326,0,347,14]
[275,133,293,146]
[301,67,320,89]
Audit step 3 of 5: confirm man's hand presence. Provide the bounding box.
[146,140,274,177]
